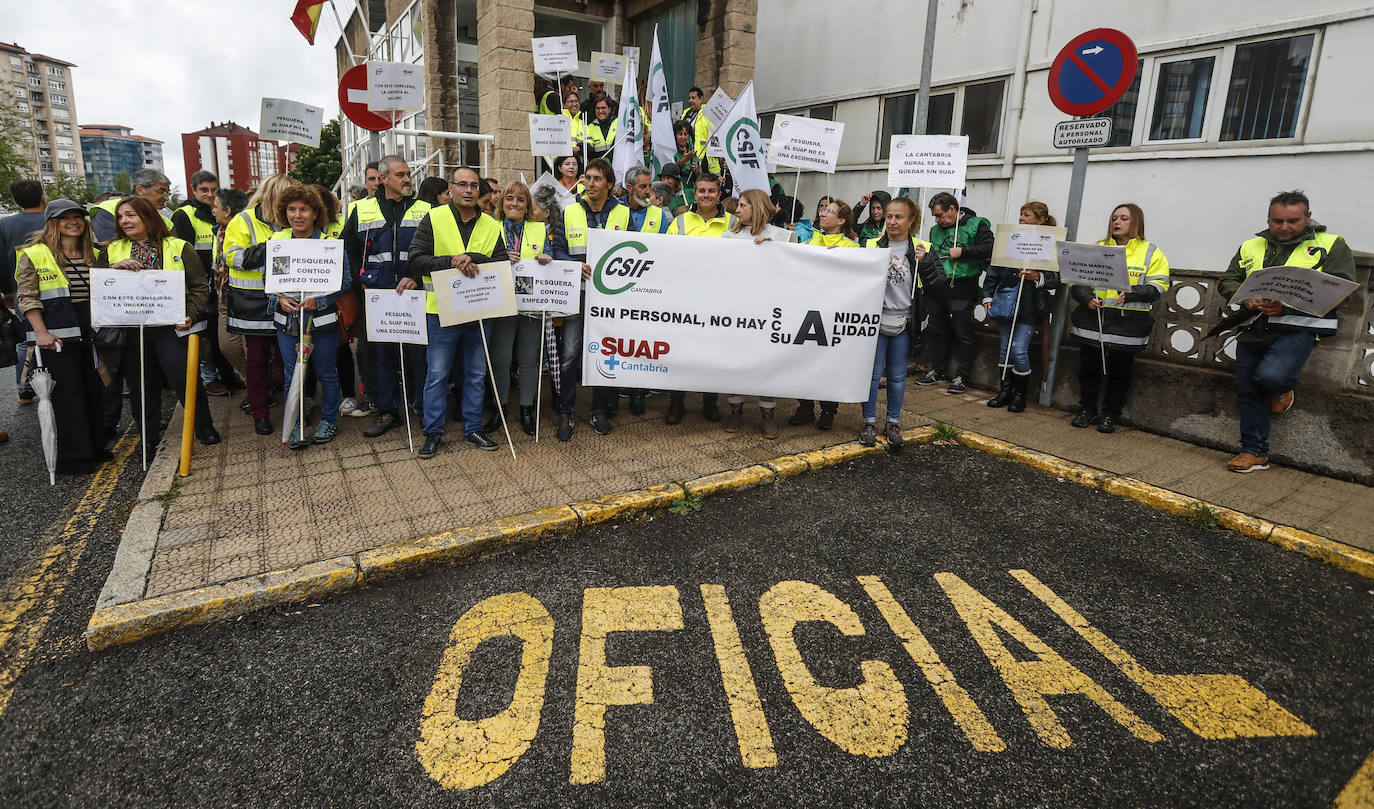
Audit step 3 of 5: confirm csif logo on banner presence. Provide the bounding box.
[726,119,764,169]
[593,241,654,295]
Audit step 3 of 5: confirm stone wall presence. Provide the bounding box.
[963,261,1374,483]
[476,0,535,180]
[694,0,756,96]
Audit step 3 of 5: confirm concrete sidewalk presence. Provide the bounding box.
[92,376,1371,635]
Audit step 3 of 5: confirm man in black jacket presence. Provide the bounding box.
[171,170,240,395]
[915,193,995,394]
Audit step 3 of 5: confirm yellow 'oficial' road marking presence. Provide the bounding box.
[571,585,683,785]
[0,430,137,719]
[416,592,554,791]
[759,580,908,758]
[934,572,1166,748]
[701,584,778,768]
[1011,569,1316,739]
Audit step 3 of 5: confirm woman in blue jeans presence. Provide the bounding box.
[861,197,935,448]
[267,185,352,450]
[983,201,1060,413]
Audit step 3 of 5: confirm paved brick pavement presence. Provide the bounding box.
[110,376,1371,606]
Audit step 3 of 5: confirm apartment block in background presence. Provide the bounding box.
[181,121,290,192]
[1,41,83,183]
[79,124,164,194]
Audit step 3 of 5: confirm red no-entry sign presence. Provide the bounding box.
[338,64,397,132]
[1048,29,1138,117]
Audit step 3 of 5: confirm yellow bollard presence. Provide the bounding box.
[179,334,200,477]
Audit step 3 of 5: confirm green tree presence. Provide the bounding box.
[167,185,185,209]
[0,103,36,210]
[114,170,131,194]
[43,172,93,205]
[290,118,342,188]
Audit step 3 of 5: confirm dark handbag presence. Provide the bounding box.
[93,326,127,349]
[0,315,18,369]
[334,287,361,336]
[988,284,1020,321]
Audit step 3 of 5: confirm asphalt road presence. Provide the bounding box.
[0,440,1370,808]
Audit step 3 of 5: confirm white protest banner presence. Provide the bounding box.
[367,61,423,112]
[259,98,323,148]
[529,114,572,157]
[647,27,676,177]
[583,230,886,401]
[770,114,844,174]
[1228,265,1359,316]
[532,35,578,74]
[702,87,734,126]
[265,238,346,294]
[993,224,1069,273]
[90,270,184,327]
[514,260,582,314]
[886,135,968,189]
[432,262,517,326]
[590,51,626,84]
[364,289,428,345]
[716,82,770,193]
[1055,242,1130,290]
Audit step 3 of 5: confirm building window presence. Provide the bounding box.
[1089,61,1142,147]
[1221,34,1314,141]
[51,94,67,106]
[807,104,835,121]
[8,56,20,69]
[928,92,955,136]
[60,162,75,173]
[1149,55,1215,140]
[27,76,40,88]
[29,90,42,102]
[962,80,1005,154]
[46,65,63,76]
[878,92,916,160]
[758,113,774,138]
[16,101,28,113]
[48,79,65,91]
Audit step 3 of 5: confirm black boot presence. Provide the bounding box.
[520,406,535,436]
[1007,374,1028,413]
[986,378,1013,408]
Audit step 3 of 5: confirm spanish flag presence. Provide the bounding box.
[291,0,326,45]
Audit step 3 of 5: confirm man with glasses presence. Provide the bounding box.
[172,170,241,396]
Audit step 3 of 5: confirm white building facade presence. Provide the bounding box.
[754,0,1373,269]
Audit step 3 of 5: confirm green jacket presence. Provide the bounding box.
[1219,222,1356,343]
[926,209,995,295]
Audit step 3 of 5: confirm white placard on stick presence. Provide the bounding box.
[364,289,429,345]
[514,259,582,315]
[259,97,323,148]
[770,114,844,174]
[529,114,572,157]
[90,270,185,327]
[1228,265,1359,317]
[1055,242,1130,291]
[886,135,968,189]
[993,224,1069,273]
[529,171,576,210]
[702,87,734,127]
[264,238,346,294]
[432,263,517,326]
[590,51,626,83]
[367,61,423,112]
[532,35,578,74]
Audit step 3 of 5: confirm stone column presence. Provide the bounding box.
[423,0,462,169]
[476,0,536,180]
[693,0,756,96]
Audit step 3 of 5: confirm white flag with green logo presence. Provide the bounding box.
[717,82,769,193]
[647,27,676,178]
[612,55,645,183]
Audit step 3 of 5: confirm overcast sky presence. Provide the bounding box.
[4,0,347,193]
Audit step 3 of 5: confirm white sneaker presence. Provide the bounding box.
[339,397,359,416]
[347,400,376,418]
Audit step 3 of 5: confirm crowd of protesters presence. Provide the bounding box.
[0,80,1355,476]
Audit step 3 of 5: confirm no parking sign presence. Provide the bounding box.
[1047,29,1138,117]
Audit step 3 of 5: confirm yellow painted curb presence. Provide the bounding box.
[85,557,359,651]
[1269,525,1374,581]
[684,465,776,498]
[953,428,1374,582]
[359,505,582,583]
[794,441,886,471]
[959,430,1115,489]
[900,426,939,444]
[569,482,686,527]
[762,454,810,478]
